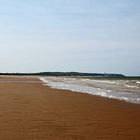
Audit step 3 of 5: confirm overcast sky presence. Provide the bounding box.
[0,0,140,76]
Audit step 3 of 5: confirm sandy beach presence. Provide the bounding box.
[0,76,140,140]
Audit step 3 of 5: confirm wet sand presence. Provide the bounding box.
[0,76,140,140]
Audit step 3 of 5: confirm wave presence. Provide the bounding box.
[39,77,140,104]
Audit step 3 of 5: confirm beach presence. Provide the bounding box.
[0,76,140,140]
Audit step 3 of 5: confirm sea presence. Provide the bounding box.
[40,76,140,104]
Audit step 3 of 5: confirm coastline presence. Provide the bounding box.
[0,76,140,139]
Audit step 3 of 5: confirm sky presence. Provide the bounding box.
[0,0,140,76]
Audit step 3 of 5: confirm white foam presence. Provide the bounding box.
[125,84,139,88]
[39,77,140,104]
[136,81,140,84]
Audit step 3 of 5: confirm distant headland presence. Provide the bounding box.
[0,72,140,79]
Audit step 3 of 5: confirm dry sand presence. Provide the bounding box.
[0,76,140,140]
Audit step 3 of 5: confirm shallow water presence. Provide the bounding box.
[40,77,140,104]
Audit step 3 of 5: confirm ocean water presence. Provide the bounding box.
[40,77,140,104]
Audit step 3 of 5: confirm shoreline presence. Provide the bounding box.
[0,76,140,139]
[1,75,140,105]
[40,76,140,105]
